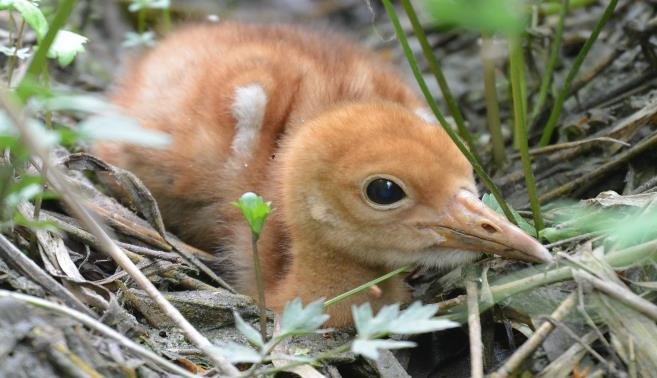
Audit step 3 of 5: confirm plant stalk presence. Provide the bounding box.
[400,0,481,163]
[529,0,569,128]
[538,0,618,146]
[138,8,146,34]
[509,38,543,233]
[251,233,268,341]
[480,35,506,168]
[381,0,517,225]
[324,265,411,307]
[6,19,26,86]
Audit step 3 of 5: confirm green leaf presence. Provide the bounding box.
[280,298,330,336]
[425,0,526,36]
[234,311,264,349]
[232,192,272,237]
[214,342,262,364]
[0,0,48,41]
[482,193,536,236]
[353,303,400,339]
[0,46,31,59]
[388,302,459,334]
[353,302,460,341]
[122,31,157,48]
[76,114,171,148]
[47,30,88,67]
[352,339,416,360]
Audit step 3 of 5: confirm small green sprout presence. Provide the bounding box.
[233,192,273,341]
[232,192,272,238]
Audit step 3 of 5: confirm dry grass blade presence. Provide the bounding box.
[574,269,657,322]
[0,89,240,376]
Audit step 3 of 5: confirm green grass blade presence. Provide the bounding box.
[509,38,543,233]
[381,0,518,224]
[529,0,569,128]
[538,0,618,146]
[480,35,506,168]
[400,0,481,164]
[324,265,411,307]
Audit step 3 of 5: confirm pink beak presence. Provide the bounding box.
[429,190,553,264]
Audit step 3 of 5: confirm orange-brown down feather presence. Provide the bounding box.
[95,22,551,327]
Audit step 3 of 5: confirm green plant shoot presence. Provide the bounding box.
[232,192,272,237]
[233,192,272,340]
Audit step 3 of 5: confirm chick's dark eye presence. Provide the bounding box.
[366,179,406,205]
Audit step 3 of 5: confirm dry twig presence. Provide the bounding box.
[466,268,484,378]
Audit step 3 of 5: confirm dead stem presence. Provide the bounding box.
[466,267,484,378]
[574,269,657,322]
[510,137,629,158]
[539,130,657,203]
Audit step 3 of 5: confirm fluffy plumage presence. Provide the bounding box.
[96,22,550,326]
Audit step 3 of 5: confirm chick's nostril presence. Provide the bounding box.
[481,222,498,234]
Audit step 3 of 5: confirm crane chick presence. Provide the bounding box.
[96,22,552,326]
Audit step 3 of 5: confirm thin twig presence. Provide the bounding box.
[466,268,484,378]
[0,89,240,376]
[0,289,197,378]
[543,317,615,371]
[539,130,657,203]
[511,137,629,158]
[6,19,26,86]
[492,293,577,378]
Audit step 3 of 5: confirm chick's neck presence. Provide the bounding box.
[267,236,411,326]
